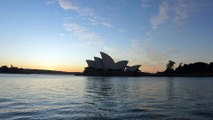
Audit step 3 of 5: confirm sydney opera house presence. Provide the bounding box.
[83,52,141,75]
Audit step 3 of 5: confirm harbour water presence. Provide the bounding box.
[0,74,213,120]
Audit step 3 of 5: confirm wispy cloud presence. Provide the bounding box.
[140,0,151,8]
[150,1,169,29]
[58,0,79,10]
[145,46,177,65]
[71,42,93,50]
[123,39,179,72]
[172,0,193,26]
[63,23,103,44]
[46,0,56,5]
[58,0,112,28]
[118,28,126,33]
[123,39,145,65]
[150,0,195,29]
[101,21,112,28]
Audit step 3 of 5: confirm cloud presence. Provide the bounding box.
[118,28,126,33]
[103,47,119,54]
[58,0,112,28]
[63,23,103,44]
[46,0,56,5]
[172,0,193,26]
[123,39,145,64]
[145,46,171,64]
[150,0,195,29]
[71,42,93,50]
[58,0,79,10]
[140,0,151,8]
[123,39,179,73]
[101,22,112,28]
[150,1,169,29]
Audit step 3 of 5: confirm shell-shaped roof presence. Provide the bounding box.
[100,52,115,70]
[126,65,141,72]
[94,57,103,69]
[113,60,128,71]
[86,60,95,68]
[85,52,141,72]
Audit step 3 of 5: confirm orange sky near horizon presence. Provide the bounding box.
[0,62,165,73]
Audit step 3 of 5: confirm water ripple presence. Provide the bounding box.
[0,75,213,120]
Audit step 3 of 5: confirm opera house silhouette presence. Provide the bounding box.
[83,52,141,76]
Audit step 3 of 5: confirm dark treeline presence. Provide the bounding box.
[0,65,77,75]
[162,60,213,75]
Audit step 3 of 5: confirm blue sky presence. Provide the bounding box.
[0,0,213,72]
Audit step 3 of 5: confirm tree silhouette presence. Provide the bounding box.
[167,60,175,70]
[165,60,175,73]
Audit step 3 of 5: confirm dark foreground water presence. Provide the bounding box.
[0,74,213,120]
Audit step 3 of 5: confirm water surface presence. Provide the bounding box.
[0,74,213,120]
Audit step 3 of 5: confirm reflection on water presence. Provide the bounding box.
[0,74,213,120]
[166,77,175,101]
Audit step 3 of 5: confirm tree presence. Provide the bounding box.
[167,60,175,70]
[165,60,175,73]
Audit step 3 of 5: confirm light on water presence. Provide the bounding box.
[0,74,213,120]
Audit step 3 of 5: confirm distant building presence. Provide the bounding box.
[85,52,141,72]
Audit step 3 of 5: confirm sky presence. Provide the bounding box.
[0,0,213,73]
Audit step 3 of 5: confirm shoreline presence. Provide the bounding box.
[1,72,213,77]
[75,73,213,77]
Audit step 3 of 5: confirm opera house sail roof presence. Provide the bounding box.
[94,57,103,69]
[126,65,141,72]
[100,52,115,70]
[85,52,141,72]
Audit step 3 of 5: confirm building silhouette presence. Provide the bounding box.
[84,52,141,74]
